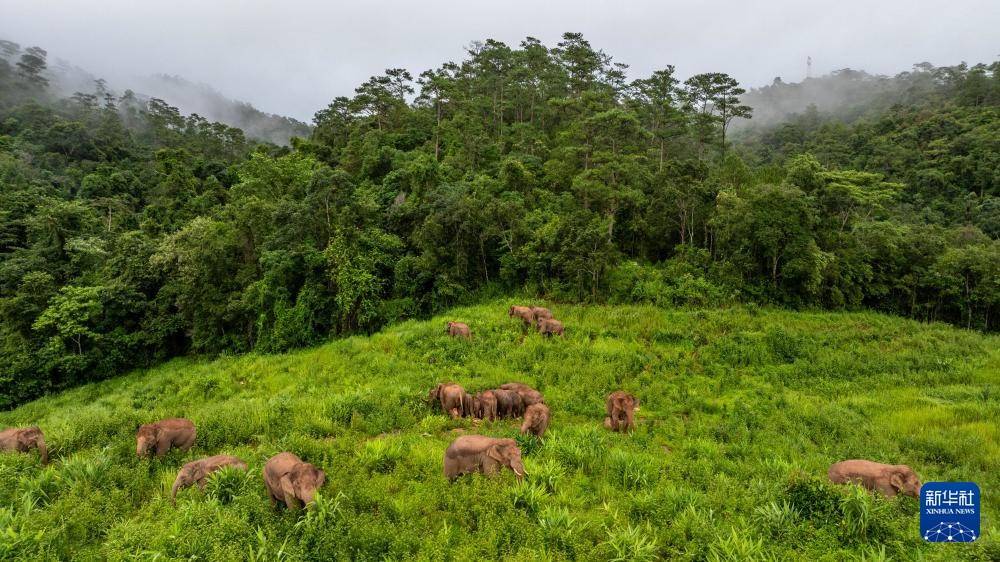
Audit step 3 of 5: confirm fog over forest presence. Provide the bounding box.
[2,0,996,121]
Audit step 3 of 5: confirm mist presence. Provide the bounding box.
[2,0,997,123]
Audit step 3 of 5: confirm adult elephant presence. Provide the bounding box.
[828,460,922,498]
[428,383,468,419]
[604,391,637,432]
[136,418,196,458]
[0,426,48,464]
[499,382,544,406]
[263,452,326,509]
[508,306,535,327]
[171,455,248,504]
[493,389,524,418]
[530,307,554,325]
[443,436,526,481]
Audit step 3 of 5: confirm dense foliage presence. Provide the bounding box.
[1,35,998,407]
[1,303,998,559]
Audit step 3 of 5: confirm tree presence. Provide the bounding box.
[16,46,48,88]
[683,72,751,155]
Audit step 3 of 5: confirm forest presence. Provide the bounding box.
[1,34,998,408]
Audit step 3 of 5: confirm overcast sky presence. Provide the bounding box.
[2,0,998,121]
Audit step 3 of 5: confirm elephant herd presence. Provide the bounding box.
[0,304,925,512]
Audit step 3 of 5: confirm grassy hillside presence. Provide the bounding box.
[1,302,998,560]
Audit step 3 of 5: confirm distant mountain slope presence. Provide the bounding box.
[29,47,311,145]
[128,74,311,145]
[733,62,998,133]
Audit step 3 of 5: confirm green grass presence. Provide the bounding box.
[1,302,998,560]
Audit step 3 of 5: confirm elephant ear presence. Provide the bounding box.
[889,470,906,492]
[280,473,296,499]
[192,464,208,481]
[486,444,505,463]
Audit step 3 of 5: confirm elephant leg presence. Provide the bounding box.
[197,478,207,491]
[179,433,196,452]
[155,439,172,457]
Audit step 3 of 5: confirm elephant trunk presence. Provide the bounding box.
[170,475,185,505]
[37,438,48,464]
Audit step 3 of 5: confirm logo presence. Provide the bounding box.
[920,482,980,543]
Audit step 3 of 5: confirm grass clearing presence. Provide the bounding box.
[1,302,998,560]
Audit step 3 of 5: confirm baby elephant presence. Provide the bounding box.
[537,318,564,337]
[444,435,526,481]
[828,460,922,498]
[0,426,48,464]
[521,403,551,439]
[171,454,248,504]
[475,390,499,421]
[136,418,196,458]
[604,391,638,432]
[446,321,471,339]
[263,452,326,509]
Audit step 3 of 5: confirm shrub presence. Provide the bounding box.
[601,524,659,562]
[356,439,405,474]
[785,473,842,522]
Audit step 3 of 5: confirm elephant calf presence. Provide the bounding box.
[0,426,48,464]
[429,383,469,419]
[263,452,326,509]
[521,403,551,439]
[508,305,536,326]
[136,418,196,458]
[475,390,499,421]
[604,391,637,432]
[828,460,922,498]
[444,435,526,482]
[537,318,564,337]
[446,321,471,338]
[171,454,248,504]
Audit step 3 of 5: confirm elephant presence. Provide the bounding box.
[446,321,471,339]
[521,403,551,439]
[443,435,526,482]
[429,383,468,419]
[493,388,525,418]
[530,307,554,325]
[462,391,476,418]
[537,318,565,337]
[171,454,248,504]
[136,418,196,458]
[828,460,922,498]
[263,452,326,509]
[604,391,637,432]
[508,305,535,327]
[499,382,545,406]
[475,390,499,421]
[0,426,48,464]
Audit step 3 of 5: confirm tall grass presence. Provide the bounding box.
[0,302,997,559]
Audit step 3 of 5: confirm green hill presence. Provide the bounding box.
[1,302,998,560]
